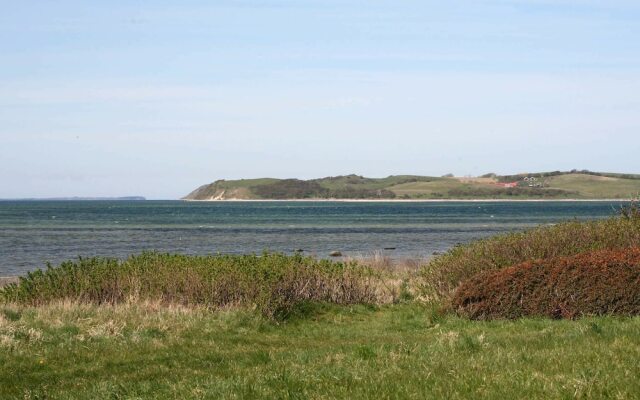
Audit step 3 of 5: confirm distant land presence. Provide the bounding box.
[184,170,640,201]
[0,196,146,201]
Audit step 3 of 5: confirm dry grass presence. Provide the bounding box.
[0,277,19,288]
[342,251,427,303]
[0,300,209,353]
[346,250,426,274]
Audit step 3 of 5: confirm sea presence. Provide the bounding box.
[0,200,628,276]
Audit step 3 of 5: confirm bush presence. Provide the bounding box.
[252,179,396,199]
[253,179,329,199]
[420,214,640,300]
[452,247,640,319]
[0,253,391,319]
[446,186,573,198]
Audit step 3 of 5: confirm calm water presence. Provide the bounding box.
[0,200,626,276]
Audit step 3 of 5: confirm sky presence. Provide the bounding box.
[1,0,639,199]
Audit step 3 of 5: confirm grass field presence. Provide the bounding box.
[313,175,439,191]
[390,174,640,199]
[545,174,640,198]
[2,302,640,399]
[388,178,485,198]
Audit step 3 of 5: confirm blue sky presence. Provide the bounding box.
[1,0,639,199]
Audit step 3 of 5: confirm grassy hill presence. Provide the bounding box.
[184,171,640,200]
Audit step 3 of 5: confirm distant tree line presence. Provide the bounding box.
[252,179,397,199]
[446,187,574,198]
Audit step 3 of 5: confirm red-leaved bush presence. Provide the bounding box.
[452,247,640,319]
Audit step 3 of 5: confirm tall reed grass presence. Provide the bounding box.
[0,252,393,319]
[345,250,424,273]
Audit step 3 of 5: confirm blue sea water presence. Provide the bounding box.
[0,200,627,276]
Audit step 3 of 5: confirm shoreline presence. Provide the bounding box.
[183,198,629,203]
[0,276,18,288]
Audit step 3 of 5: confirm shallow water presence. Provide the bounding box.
[0,200,626,276]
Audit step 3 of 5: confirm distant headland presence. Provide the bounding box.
[0,196,146,201]
[184,170,640,201]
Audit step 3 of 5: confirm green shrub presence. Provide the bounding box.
[252,179,397,199]
[452,247,640,319]
[253,179,329,199]
[420,214,640,301]
[446,186,573,198]
[0,253,390,319]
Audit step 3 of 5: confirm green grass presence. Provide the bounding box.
[388,178,464,196]
[545,174,640,198]
[1,302,639,399]
[314,174,440,191]
[216,178,281,188]
[390,179,578,199]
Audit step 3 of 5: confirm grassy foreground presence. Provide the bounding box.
[3,209,640,399]
[2,302,640,399]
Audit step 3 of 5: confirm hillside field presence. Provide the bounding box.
[184,171,640,200]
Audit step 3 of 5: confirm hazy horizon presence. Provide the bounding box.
[2,1,639,199]
[1,170,639,200]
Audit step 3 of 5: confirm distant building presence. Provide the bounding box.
[522,177,543,187]
[497,182,518,188]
